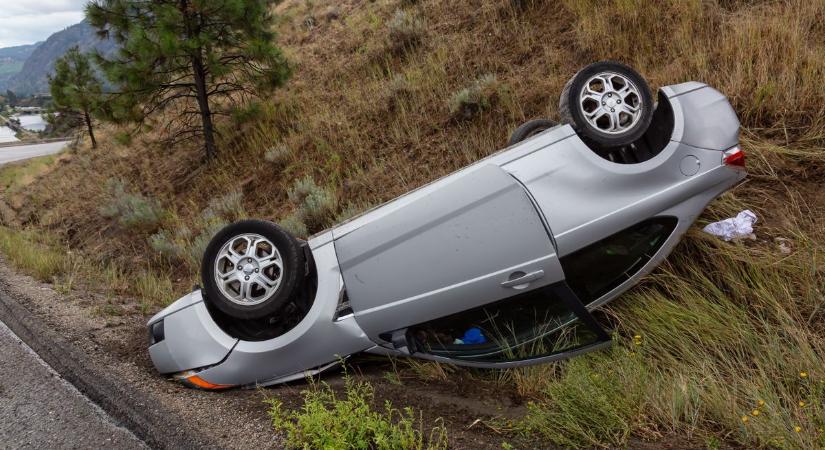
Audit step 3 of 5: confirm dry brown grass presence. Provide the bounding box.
[10,0,820,294]
[1,0,825,447]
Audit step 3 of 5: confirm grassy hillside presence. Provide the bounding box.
[1,0,824,447]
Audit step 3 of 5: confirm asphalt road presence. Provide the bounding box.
[0,141,69,165]
[0,319,147,449]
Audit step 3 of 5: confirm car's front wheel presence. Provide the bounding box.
[201,220,305,320]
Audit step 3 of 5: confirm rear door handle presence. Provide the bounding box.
[501,270,545,288]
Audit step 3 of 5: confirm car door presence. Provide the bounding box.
[333,164,565,342]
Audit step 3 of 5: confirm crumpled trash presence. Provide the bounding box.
[703,210,757,241]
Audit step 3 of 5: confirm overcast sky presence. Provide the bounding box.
[0,0,88,48]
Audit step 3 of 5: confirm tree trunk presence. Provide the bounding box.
[191,53,216,160]
[84,110,97,149]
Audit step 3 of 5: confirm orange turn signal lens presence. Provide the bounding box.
[175,371,234,390]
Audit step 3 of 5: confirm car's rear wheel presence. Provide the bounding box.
[559,61,653,149]
[508,119,557,146]
[201,220,305,320]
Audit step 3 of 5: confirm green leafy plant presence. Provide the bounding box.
[267,373,448,449]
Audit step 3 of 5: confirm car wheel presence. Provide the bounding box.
[558,61,653,149]
[508,119,557,146]
[201,219,305,320]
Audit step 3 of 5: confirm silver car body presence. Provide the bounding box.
[148,82,745,388]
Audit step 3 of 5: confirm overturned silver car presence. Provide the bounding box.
[147,62,746,389]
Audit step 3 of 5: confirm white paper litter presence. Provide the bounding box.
[703,210,757,241]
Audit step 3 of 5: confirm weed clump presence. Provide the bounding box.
[287,176,336,233]
[387,9,425,52]
[99,179,166,232]
[267,373,448,449]
[279,213,309,238]
[202,191,245,222]
[264,143,292,167]
[448,74,506,120]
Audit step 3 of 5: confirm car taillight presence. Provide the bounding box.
[723,146,745,168]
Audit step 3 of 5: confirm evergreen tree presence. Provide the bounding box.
[48,47,105,148]
[5,90,17,107]
[86,0,291,159]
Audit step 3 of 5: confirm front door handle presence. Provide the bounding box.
[501,270,545,289]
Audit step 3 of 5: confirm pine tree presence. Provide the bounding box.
[86,0,291,159]
[48,47,105,148]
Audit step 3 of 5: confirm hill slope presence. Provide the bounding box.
[3,21,115,96]
[0,43,40,89]
[0,0,824,448]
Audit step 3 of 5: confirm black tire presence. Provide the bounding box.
[508,119,557,146]
[201,219,305,320]
[559,61,653,149]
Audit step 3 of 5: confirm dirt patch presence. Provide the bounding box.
[0,257,522,449]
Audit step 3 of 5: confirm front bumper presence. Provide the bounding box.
[146,236,376,388]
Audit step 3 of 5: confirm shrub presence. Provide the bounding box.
[264,143,292,167]
[448,74,505,120]
[148,230,179,260]
[113,131,132,146]
[202,191,245,222]
[387,9,425,52]
[184,219,228,270]
[267,373,448,449]
[288,176,336,231]
[99,179,166,232]
[149,219,227,271]
[231,101,263,126]
[279,213,308,238]
[385,73,412,110]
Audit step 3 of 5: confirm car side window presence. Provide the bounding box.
[408,287,601,363]
[560,217,677,304]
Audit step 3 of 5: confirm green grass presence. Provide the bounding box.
[513,222,825,448]
[0,227,67,281]
[0,226,177,312]
[267,372,448,449]
[0,154,58,194]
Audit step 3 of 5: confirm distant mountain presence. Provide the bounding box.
[0,43,41,88]
[2,20,116,96]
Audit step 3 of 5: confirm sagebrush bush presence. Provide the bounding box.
[287,176,336,232]
[99,179,166,232]
[149,219,227,271]
[448,74,505,120]
[279,213,308,238]
[264,143,292,167]
[267,373,448,449]
[387,9,425,52]
[202,191,245,222]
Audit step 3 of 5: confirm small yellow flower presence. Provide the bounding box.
[799,401,806,407]
[741,415,749,423]
[634,335,641,340]
[751,409,760,417]
[800,371,809,378]
[794,426,802,433]
[757,399,765,407]
[819,427,824,433]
